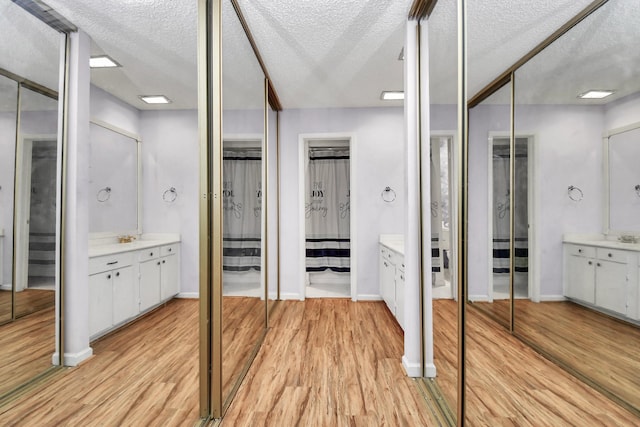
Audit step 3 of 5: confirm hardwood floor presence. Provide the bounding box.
[0,306,55,398]
[222,299,438,426]
[432,299,640,425]
[0,288,56,324]
[0,299,201,426]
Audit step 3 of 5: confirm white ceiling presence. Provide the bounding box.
[1,0,637,110]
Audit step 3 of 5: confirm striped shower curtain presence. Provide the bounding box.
[222,149,262,271]
[492,141,528,277]
[305,149,350,272]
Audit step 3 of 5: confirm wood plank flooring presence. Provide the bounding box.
[0,306,55,398]
[0,288,56,324]
[432,299,640,425]
[222,299,438,426]
[0,299,201,426]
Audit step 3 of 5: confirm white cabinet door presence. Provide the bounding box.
[565,254,595,304]
[160,254,179,300]
[380,252,396,315]
[112,265,136,325]
[395,268,405,330]
[139,259,161,312]
[595,260,628,315]
[89,271,113,337]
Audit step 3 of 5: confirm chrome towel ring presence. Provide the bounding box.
[568,185,583,202]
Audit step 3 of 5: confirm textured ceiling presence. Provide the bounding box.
[1,0,637,111]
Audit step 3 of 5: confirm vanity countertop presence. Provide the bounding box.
[89,235,180,258]
[380,234,404,255]
[563,234,640,251]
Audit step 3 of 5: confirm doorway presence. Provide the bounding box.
[299,136,355,299]
[488,136,533,301]
[15,137,58,298]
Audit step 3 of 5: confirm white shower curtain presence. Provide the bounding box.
[223,149,262,271]
[492,141,528,277]
[305,149,350,273]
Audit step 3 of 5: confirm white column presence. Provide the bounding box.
[402,19,422,377]
[55,30,92,366]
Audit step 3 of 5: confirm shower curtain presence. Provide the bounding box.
[305,148,350,273]
[222,149,262,271]
[492,141,528,277]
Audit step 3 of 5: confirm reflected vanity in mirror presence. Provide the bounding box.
[499,0,640,416]
[0,0,62,400]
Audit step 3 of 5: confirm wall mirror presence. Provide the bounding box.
[221,0,267,411]
[88,121,140,236]
[510,0,640,415]
[0,0,62,400]
[607,125,640,234]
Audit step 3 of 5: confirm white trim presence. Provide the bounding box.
[402,355,422,377]
[424,362,437,378]
[539,295,567,302]
[52,347,93,367]
[0,284,11,291]
[280,292,302,300]
[298,133,357,301]
[468,295,491,302]
[176,292,199,299]
[355,294,383,301]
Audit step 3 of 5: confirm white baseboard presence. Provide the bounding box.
[0,284,11,291]
[468,295,490,302]
[540,295,566,302]
[177,292,199,299]
[424,362,437,378]
[355,294,383,301]
[402,355,422,378]
[52,347,93,367]
[280,292,303,301]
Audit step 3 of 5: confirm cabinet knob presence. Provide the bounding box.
[157,262,161,265]
[588,261,592,265]
[400,274,404,280]
[597,263,601,267]
[162,260,166,264]
[107,274,111,279]
[116,272,120,277]
[168,248,172,252]
[578,249,582,253]
[608,253,612,258]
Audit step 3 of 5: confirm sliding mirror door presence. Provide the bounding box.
[468,82,513,329]
[513,0,640,415]
[0,0,62,399]
[221,0,267,411]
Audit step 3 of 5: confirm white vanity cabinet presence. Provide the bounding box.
[89,251,136,337]
[89,239,180,340]
[564,241,638,320]
[379,241,405,330]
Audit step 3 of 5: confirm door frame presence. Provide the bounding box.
[298,133,357,301]
[430,131,458,300]
[15,134,57,292]
[487,132,538,302]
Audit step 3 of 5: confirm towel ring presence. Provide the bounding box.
[568,185,583,202]
[97,187,111,202]
[635,184,640,198]
[163,187,178,203]
[381,186,396,203]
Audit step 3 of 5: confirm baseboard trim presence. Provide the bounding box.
[356,294,383,301]
[469,295,490,302]
[0,284,11,291]
[540,295,566,302]
[52,347,93,367]
[402,355,422,378]
[176,292,199,299]
[424,362,437,378]
[280,292,303,301]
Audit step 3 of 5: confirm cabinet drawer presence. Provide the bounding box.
[89,252,134,275]
[161,243,179,256]
[139,247,160,262]
[566,244,595,258]
[596,248,629,264]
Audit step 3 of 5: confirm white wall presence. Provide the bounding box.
[278,107,405,299]
[466,103,604,299]
[139,110,199,296]
[605,92,640,130]
[0,112,17,286]
[90,85,141,134]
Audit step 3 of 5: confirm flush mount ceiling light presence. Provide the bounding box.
[381,91,404,101]
[578,90,615,99]
[89,55,120,68]
[139,95,172,104]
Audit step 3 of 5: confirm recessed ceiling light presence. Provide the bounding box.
[381,91,404,101]
[578,90,615,99]
[139,95,172,104]
[90,55,120,68]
